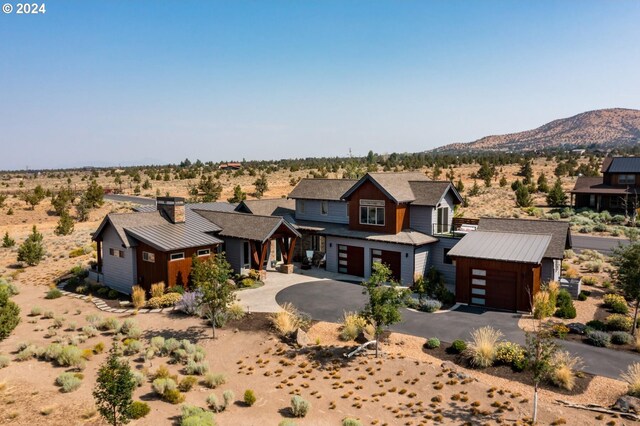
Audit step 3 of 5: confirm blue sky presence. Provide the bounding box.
[1,1,639,170]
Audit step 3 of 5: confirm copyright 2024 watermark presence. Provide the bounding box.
[3,3,47,14]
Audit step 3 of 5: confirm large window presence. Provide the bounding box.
[619,174,636,185]
[142,251,155,262]
[321,200,328,215]
[436,206,449,234]
[359,200,385,226]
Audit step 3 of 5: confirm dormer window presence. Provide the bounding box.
[619,174,636,185]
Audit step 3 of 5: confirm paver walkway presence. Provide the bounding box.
[276,279,640,380]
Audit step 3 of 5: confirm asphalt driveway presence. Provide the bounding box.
[276,279,639,379]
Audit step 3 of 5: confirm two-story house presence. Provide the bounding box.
[571,156,640,212]
[287,173,463,285]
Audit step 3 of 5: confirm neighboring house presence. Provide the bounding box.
[287,173,463,285]
[219,162,242,170]
[92,197,299,294]
[571,156,640,212]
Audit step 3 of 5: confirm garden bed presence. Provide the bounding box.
[62,279,131,309]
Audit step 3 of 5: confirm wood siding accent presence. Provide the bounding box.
[453,257,540,312]
[346,180,399,234]
[604,172,640,187]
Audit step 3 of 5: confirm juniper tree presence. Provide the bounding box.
[0,285,20,341]
[546,178,567,207]
[85,180,105,207]
[17,225,45,266]
[93,344,136,426]
[253,174,269,199]
[2,231,15,248]
[612,242,640,335]
[227,185,247,203]
[515,185,532,208]
[54,209,75,236]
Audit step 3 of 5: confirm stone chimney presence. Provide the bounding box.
[156,197,185,224]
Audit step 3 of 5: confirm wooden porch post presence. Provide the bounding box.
[96,240,102,273]
[286,237,297,265]
[277,238,288,264]
[258,241,269,270]
[251,241,260,269]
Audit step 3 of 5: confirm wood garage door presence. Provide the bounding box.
[469,268,517,311]
[337,245,365,277]
[371,249,401,281]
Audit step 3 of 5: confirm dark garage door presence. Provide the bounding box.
[371,249,401,281]
[469,268,517,311]
[338,245,365,277]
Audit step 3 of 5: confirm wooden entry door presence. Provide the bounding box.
[371,249,401,281]
[338,245,365,277]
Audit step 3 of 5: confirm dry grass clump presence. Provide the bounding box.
[465,326,503,368]
[339,311,373,341]
[270,302,309,336]
[150,282,165,299]
[131,286,146,309]
[621,362,640,397]
[550,351,582,391]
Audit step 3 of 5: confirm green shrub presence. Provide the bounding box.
[129,401,150,419]
[604,294,629,314]
[57,345,84,368]
[495,341,525,366]
[164,389,185,404]
[0,287,20,341]
[586,319,606,331]
[0,355,10,368]
[107,289,119,299]
[204,373,226,389]
[180,405,214,426]
[551,323,570,339]
[166,285,185,295]
[55,372,82,392]
[555,289,577,319]
[290,395,310,417]
[446,339,467,354]
[605,314,633,332]
[178,376,197,392]
[611,331,634,345]
[45,288,62,299]
[342,419,362,426]
[244,389,257,406]
[146,293,182,309]
[424,338,440,349]
[186,360,209,375]
[578,292,588,301]
[586,330,610,347]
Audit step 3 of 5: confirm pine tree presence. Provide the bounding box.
[515,185,532,208]
[85,180,105,207]
[469,180,480,196]
[520,161,534,184]
[253,174,269,199]
[537,173,549,193]
[93,344,136,426]
[455,178,464,193]
[546,179,567,207]
[17,226,45,266]
[499,175,507,187]
[2,232,15,248]
[0,285,20,341]
[227,185,247,204]
[54,209,75,236]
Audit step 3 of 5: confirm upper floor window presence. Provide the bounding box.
[298,200,305,214]
[170,252,185,261]
[321,200,329,215]
[142,251,155,263]
[109,248,124,258]
[359,200,385,226]
[346,202,349,218]
[619,174,636,185]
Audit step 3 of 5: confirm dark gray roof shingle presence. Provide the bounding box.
[478,217,571,259]
[447,231,552,264]
[288,178,358,201]
[409,181,461,206]
[194,210,300,242]
[235,199,295,217]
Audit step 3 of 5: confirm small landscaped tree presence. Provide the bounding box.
[93,343,136,426]
[17,225,45,266]
[612,242,640,335]
[191,253,236,339]
[546,178,567,207]
[360,262,409,358]
[525,323,558,425]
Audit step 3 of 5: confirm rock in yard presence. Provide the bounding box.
[567,322,587,334]
[613,395,640,414]
[294,328,309,346]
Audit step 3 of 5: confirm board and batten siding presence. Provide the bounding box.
[295,200,349,224]
[414,245,430,278]
[541,258,561,283]
[409,205,434,235]
[431,237,458,292]
[431,191,456,233]
[221,237,246,274]
[101,225,136,294]
[325,236,416,285]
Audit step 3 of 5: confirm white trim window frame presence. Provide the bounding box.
[197,248,211,257]
[359,199,385,226]
[142,251,155,263]
[170,252,185,261]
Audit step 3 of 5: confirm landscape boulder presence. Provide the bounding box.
[567,322,587,335]
[355,329,375,344]
[294,328,309,346]
[613,395,640,414]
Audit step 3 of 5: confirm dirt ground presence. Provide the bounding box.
[0,278,632,426]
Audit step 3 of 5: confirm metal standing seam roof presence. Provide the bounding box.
[125,223,223,252]
[606,157,640,173]
[288,178,358,201]
[93,211,169,248]
[447,231,552,264]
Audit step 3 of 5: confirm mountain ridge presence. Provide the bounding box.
[435,108,640,152]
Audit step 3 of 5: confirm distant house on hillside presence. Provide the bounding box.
[219,162,242,170]
[571,156,640,212]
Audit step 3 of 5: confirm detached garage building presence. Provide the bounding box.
[447,231,553,312]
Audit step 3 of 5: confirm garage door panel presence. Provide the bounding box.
[338,245,364,277]
[372,249,401,281]
[470,268,517,311]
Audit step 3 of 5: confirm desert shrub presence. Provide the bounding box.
[584,260,603,273]
[16,345,38,361]
[222,390,234,407]
[55,372,82,392]
[123,339,142,355]
[290,395,310,417]
[45,288,62,299]
[150,336,165,351]
[244,389,257,406]
[57,345,84,369]
[279,421,298,426]
[340,311,367,341]
[270,302,310,337]
[564,249,576,259]
[146,293,182,309]
[621,363,640,397]
[29,306,42,316]
[42,343,64,361]
[419,298,442,313]
[227,303,245,321]
[178,375,197,392]
[551,323,570,339]
[565,266,579,278]
[581,276,598,286]
[98,317,121,332]
[550,351,582,391]
[132,370,145,387]
[611,331,634,345]
[605,314,633,332]
[85,313,101,325]
[206,393,222,412]
[585,319,606,331]
[152,377,177,395]
[495,342,525,367]
[446,339,467,354]
[0,355,10,368]
[424,338,440,349]
[82,325,98,337]
[126,326,142,340]
[176,291,202,316]
[604,294,629,314]
[204,373,226,389]
[129,401,150,419]
[150,282,165,298]
[465,326,503,368]
[586,330,611,347]
[131,286,146,309]
[186,360,209,375]
[180,405,214,426]
[342,419,362,426]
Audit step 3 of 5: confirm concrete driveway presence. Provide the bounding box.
[276,279,639,379]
